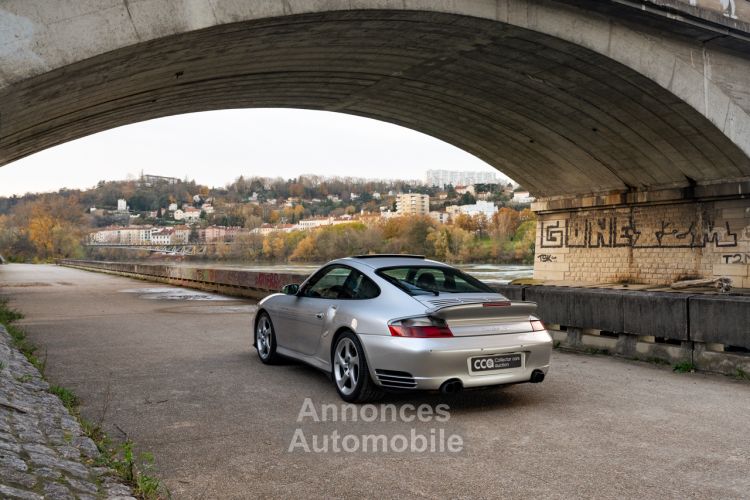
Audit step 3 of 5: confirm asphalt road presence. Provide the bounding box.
[1,264,749,499]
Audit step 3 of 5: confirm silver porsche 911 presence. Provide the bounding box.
[253,255,552,402]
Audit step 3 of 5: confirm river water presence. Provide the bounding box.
[168,261,533,284]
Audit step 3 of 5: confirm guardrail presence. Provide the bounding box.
[58,260,750,376]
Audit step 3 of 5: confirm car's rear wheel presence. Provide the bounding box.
[332,332,383,403]
[255,312,281,364]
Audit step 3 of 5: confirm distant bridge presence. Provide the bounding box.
[85,244,216,256]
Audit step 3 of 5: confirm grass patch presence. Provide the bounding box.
[0,297,45,374]
[645,357,671,366]
[50,385,80,410]
[735,368,750,381]
[64,394,167,499]
[584,347,609,355]
[0,297,165,499]
[673,361,695,373]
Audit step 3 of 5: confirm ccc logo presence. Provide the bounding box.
[473,358,495,370]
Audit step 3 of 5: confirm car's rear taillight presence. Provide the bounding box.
[530,319,546,331]
[389,317,453,338]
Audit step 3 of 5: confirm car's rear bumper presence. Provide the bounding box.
[358,330,552,390]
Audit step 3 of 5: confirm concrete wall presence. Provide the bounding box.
[58,260,307,300]
[533,184,750,285]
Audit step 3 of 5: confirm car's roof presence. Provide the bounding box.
[337,255,450,270]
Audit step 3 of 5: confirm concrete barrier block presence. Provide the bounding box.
[622,291,689,340]
[694,343,750,375]
[634,341,691,364]
[581,334,617,351]
[689,295,750,349]
[524,286,623,332]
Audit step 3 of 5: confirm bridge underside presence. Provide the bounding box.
[2,9,749,197]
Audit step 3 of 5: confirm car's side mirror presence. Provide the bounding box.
[282,283,300,295]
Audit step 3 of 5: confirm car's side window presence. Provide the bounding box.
[302,266,353,299]
[348,271,380,300]
[301,266,380,300]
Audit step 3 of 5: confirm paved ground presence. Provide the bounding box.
[1,264,749,499]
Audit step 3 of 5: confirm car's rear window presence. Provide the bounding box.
[376,266,494,296]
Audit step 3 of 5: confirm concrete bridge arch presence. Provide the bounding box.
[2,0,750,199]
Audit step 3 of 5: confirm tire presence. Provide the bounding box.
[255,312,281,364]
[331,331,383,403]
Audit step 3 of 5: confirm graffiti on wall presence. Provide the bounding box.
[254,272,285,291]
[722,253,750,264]
[540,215,742,249]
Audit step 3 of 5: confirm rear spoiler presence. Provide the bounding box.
[429,300,537,322]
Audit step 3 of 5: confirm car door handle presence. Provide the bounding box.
[315,312,324,319]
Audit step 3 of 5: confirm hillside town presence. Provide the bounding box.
[85,171,534,247]
[0,171,537,264]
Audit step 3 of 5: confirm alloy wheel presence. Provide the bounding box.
[333,337,360,396]
[256,315,272,359]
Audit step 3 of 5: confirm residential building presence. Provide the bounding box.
[297,217,334,230]
[512,191,535,204]
[455,185,476,196]
[88,227,120,244]
[174,207,201,222]
[171,225,190,244]
[140,174,179,186]
[204,226,243,242]
[150,228,174,245]
[424,169,506,187]
[445,205,462,217]
[430,211,450,224]
[457,200,498,218]
[117,199,127,212]
[251,223,296,235]
[396,193,430,216]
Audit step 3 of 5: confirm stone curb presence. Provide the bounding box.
[0,325,135,499]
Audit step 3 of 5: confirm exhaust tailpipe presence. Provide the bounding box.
[530,370,545,383]
[440,379,463,394]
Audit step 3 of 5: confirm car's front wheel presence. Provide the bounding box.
[255,312,281,364]
[332,332,383,403]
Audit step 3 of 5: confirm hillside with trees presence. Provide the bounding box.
[0,174,534,264]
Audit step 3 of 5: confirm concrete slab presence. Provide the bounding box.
[689,294,750,349]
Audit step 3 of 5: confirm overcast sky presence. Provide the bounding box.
[0,109,507,197]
